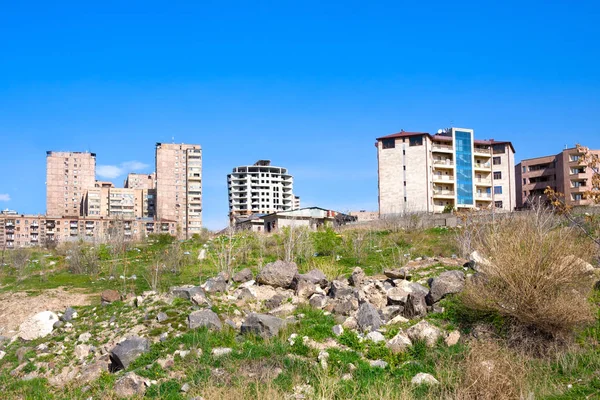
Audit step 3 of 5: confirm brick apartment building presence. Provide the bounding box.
[46,151,96,217]
[376,128,516,215]
[516,146,600,208]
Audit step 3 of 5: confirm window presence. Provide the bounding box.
[382,138,395,149]
[493,171,502,180]
[493,157,501,165]
[523,178,526,184]
[570,155,581,162]
[495,201,503,208]
[522,166,526,173]
[409,136,423,146]
[572,193,583,201]
[492,144,506,154]
[494,186,503,195]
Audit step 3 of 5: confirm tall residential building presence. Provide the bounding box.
[155,143,202,238]
[516,147,600,208]
[376,128,516,215]
[124,173,156,189]
[227,160,297,222]
[46,151,96,217]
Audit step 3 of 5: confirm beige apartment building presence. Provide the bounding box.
[376,128,516,215]
[46,151,96,217]
[124,173,156,190]
[155,143,202,238]
[516,147,600,208]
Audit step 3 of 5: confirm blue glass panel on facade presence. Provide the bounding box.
[455,131,474,206]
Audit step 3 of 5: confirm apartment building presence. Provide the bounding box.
[124,173,156,190]
[227,160,298,223]
[46,151,96,217]
[516,147,600,208]
[376,128,516,215]
[155,143,202,238]
[0,213,177,249]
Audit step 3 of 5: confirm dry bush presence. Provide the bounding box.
[461,209,596,339]
[456,340,529,400]
[63,241,101,275]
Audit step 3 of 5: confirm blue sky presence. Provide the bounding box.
[1,1,599,229]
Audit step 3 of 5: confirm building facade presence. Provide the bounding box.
[227,160,298,223]
[46,151,96,217]
[516,147,600,208]
[124,173,156,190]
[376,128,516,215]
[155,143,203,238]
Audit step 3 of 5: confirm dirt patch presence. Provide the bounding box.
[0,287,93,337]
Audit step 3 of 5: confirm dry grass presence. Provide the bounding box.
[460,210,596,339]
[456,340,529,400]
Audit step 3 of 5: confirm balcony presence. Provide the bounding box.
[474,147,492,157]
[474,162,491,171]
[432,144,453,153]
[433,190,455,199]
[475,193,493,200]
[474,178,492,186]
[433,175,455,182]
[433,159,454,169]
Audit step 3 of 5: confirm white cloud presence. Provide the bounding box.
[96,161,150,179]
[0,194,10,202]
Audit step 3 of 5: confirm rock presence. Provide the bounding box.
[17,311,59,341]
[296,280,318,298]
[366,331,385,343]
[171,286,204,300]
[53,321,64,329]
[318,350,329,370]
[188,310,222,331]
[157,312,168,323]
[101,290,121,304]
[469,250,491,272]
[349,267,366,287]
[356,302,383,332]
[181,383,191,393]
[61,307,77,322]
[358,282,388,309]
[411,372,439,385]
[332,325,344,337]
[217,271,231,282]
[369,360,388,368]
[269,303,297,317]
[387,315,409,325]
[342,316,358,330]
[387,280,429,305]
[293,269,328,289]
[233,268,253,283]
[342,373,352,381]
[74,344,91,360]
[16,347,30,363]
[265,294,286,310]
[241,313,285,338]
[426,270,465,305]
[328,280,354,299]
[211,347,232,357]
[78,332,92,343]
[110,336,150,370]
[445,330,461,346]
[256,260,298,288]
[0,351,5,360]
[309,294,328,309]
[78,360,109,384]
[404,293,428,318]
[406,321,443,347]
[387,331,412,353]
[191,292,211,307]
[204,276,228,293]
[159,333,169,342]
[114,372,147,398]
[382,305,404,321]
[384,268,412,280]
[563,255,595,274]
[330,296,359,316]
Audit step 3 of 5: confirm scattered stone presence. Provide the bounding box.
[78,332,92,343]
[18,311,59,341]
[332,325,344,337]
[293,269,328,289]
[309,294,328,309]
[74,344,91,360]
[387,280,428,305]
[366,331,385,343]
[356,302,382,332]
[53,321,64,329]
[114,372,147,398]
[469,250,491,272]
[181,383,191,393]
[204,276,228,293]
[78,360,109,384]
[369,360,388,368]
[211,347,232,357]
[16,347,30,363]
[101,290,121,304]
[384,268,412,280]
[382,305,404,321]
[387,315,409,325]
[241,313,285,338]
[342,316,358,330]
[233,268,253,283]
[171,286,204,300]
[0,351,5,360]
[265,294,286,310]
[387,331,412,354]
[406,321,443,347]
[349,267,366,287]
[426,270,465,304]
[256,260,298,288]
[318,350,329,370]
[358,282,388,309]
[411,372,439,385]
[110,336,150,370]
[191,292,211,307]
[341,373,352,381]
[330,297,359,315]
[295,280,318,298]
[328,280,354,299]
[61,307,77,322]
[188,310,222,331]
[445,330,461,346]
[404,293,428,318]
[157,312,168,323]
[159,332,169,342]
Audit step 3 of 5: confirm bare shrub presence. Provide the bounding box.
[278,225,313,263]
[8,248,31,280]
[461,210,596,339]
[65,242,101,275]
[456,340,529,400]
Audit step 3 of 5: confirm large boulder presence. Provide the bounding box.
[256,261,298,288]
[349,267,367,287]
[170,286,204,300]
[18,311,59,341]
[114,372,147,398]
[426,270,465,305]
[384,268,412,280]
[356,302,383,332]
[387,280,428,305]
[233,268,254,283]
[406,321,443,347]
[358,282,387,309]
[293,269,328,289]
[101,289,121,304]
[387,330,412,354]
[241,313,285,338]
[328,280,354,299]
[110,336,150,370]
[188,310,222,331]
[404,293,428,318]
